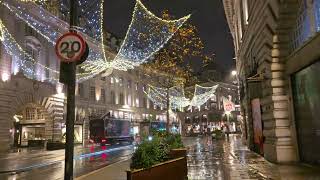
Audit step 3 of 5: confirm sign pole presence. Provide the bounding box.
[64,0,77,179]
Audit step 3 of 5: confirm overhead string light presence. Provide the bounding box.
[82,0,191,71]
[1,0,190,82]
[0,19,58,81]
[190,84,218,107]
[144,84,219,110]
[0,0,112,81]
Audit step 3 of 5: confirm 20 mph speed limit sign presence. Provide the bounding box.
[55,32,86,62]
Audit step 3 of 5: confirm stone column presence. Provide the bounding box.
[261,35,298,163]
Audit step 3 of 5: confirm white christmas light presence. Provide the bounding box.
[1,0,190,82]
[144,84,219,110]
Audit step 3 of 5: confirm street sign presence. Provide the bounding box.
[55,32,86,63]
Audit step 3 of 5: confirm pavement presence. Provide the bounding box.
[187,134,320,180]
[75,135,320,180]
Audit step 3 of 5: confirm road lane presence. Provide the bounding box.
[0,144,133,180]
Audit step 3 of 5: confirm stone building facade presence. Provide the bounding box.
[0,1,167,151]
[223,0,320,164]
[181,82,240,135]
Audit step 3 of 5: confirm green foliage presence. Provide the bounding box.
[212,129,223,139]
[130,131,185,170]
[164,133,184,149]
[130,135,169,170]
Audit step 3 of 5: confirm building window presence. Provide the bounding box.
[25,107,36,120]
[142,84,147,91]
[25,25,38,37]
[120,93,125,105]
[210,94,217,102]
[292,0,311,50]
[25,43,39,78]
[127,94,132,106]
[78,83,84,98]
[135,98,140,107]
[119,77,123,86]
[111,91,116,104]
[101,89,106,103]
[36,109,44,119]
[127,80,132,89]
[135,82,139,90]
[90,86,95,101]
[110,77,114,84]
[143,98,147,108]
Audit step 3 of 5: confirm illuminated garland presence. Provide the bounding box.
[1,0,190,82]
[190,84,218,107]
[71,0,191,72]
[144,84,218,110]
[0,19,59,81]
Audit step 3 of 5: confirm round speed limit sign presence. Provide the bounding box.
[55,32,86,62]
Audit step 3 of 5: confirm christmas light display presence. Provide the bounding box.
[1,0,191,82]
[0,19,59,81]
[81,0,191,72]
[144,84,218,110]
[190,84,218,107]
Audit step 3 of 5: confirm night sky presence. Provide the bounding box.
[104,0,235,73]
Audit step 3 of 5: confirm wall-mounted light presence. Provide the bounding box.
[1,72,9,82]
[13,115,22,122]
[56,83,63,94]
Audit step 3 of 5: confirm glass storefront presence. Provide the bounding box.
[292,60,320,164]
[20,125,45,147]
[62,124,83,144]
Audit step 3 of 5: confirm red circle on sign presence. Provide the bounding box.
[55,32,86,62]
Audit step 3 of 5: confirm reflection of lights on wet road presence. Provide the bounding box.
[101,145,107,160]
[77,145,133,160]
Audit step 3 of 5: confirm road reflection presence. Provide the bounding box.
[0,144,134,180]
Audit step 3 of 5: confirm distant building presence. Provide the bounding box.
[180,81,240,136]
[223,0,320,164]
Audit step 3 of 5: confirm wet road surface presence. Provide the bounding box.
[0,144,133,180]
